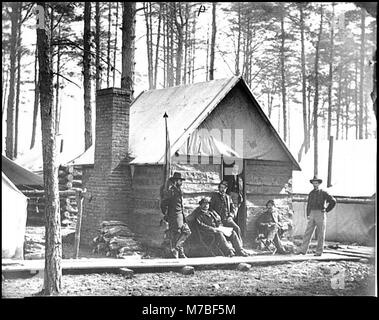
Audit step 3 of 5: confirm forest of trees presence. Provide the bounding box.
[1,1,376,295]
[2,2,376,163]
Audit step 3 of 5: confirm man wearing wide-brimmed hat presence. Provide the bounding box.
[296,176,336,256]
[160,172,191,258]
[194,197,248,257]
[210,180,242,241]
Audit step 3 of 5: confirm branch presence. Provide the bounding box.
[21,3,34,24]
[52,12,65,31]
[52,72,81,88]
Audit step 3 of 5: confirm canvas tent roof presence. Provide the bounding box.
[14,135,80,172]
[292,139,377,197]
[67,77,300,169]
[2,155,43,187]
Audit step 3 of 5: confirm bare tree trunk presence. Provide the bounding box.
[2,68,10,121]
[107,2,111,87]
[345,83,350,139]
[336,63,343,140]
[6,2,18,159]
[36,1,62,295]
[55,25,61,135]
[313,5,324,177]
[153,3,162,89]
[163,4,166,87]
[359,8,366,139]
[191,10,196,83]
[113,2,119,87]
[235,3,241,76]
[30,46,39,149]
[327,3,335,139]
[168,5,174,87]
[299,4,308,152]
[144,2,153,89]
[121,2,136,96]
[280,14,287,143]
[209,2,216,81]
[83,2,92,150]
[14,5,22,158]
[354,54,359,139]
[364,95,368,138]
[182,3,189,85]
[95,2,101,91]
[205,21,209,81]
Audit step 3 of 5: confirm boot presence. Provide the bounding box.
[171,248,179,259]
[178,247,187,258]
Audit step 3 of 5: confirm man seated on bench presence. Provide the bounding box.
[194,197,249,257]
[256,200,287,255]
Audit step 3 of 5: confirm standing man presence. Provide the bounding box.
[160,172,191,258]
[210,180,242,241]
[297,176,336,256]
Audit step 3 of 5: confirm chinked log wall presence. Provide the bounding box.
[23,165,84,224]
[244,159,293,247]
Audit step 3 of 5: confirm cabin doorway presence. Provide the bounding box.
[222,158,247,237]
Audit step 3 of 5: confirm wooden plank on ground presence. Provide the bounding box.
[2,253,361,274]
[323,249,373,259]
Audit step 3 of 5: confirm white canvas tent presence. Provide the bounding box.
[2,172,28,259]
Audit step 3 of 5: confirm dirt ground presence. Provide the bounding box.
[2,226,375,298]
[2,259,375,298]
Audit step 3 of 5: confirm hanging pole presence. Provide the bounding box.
[327,136,334,187]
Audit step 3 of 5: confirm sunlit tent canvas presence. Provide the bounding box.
[2,172,28,259]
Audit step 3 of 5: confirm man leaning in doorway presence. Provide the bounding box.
[297,176,336,256]
[210,180,242,241]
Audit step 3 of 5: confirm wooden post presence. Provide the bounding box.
[73,189,85,259]
[327,136,334,187]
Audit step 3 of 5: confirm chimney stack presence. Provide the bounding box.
[81,87,133,246]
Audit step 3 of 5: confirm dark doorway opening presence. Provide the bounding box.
[222,158,247,237]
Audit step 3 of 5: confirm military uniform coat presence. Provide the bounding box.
[209,192,236,221]
[160,184,186,231]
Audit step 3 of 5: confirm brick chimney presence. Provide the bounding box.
[81,88,133,246]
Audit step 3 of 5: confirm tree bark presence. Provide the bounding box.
[121,2,136,96]
[358,8,365,139]
[174,3,183,86]
[209,2,216,81]
[107,2,112,87]
[5,2,18,159]
[336,63,343,140]
[55,25,61,135]
[36,1,62,295]
[95,2,101,91]
[143,2,153,89]
[313,6,324,177]
[83,2,92,150]
[235,3,241,76]
[113,2,119,87]
[153,3,162,89]
[280,13,287,143]
[14,4,22,158]
[299,4,309,152]
[327,3,335,139]
[30,46,39,149]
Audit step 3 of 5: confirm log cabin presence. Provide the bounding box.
[68,76,301,253]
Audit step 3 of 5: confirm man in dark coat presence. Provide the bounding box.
[256,200,286,254]
[160,172,191,258]
[210,181,242,240]
[297,176,337,256]
[194,198,248,257]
